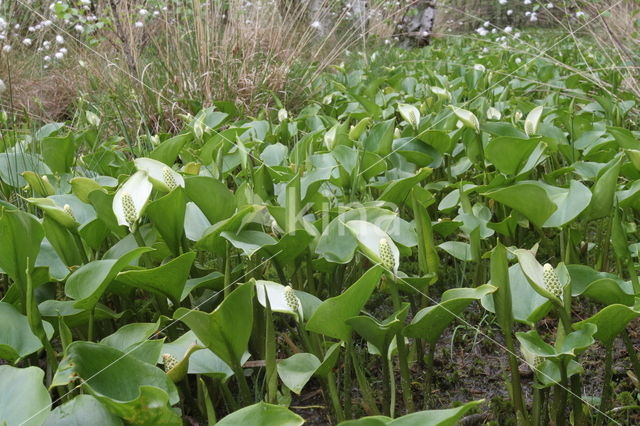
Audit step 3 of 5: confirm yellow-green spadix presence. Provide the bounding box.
[113,170,153,231]
[543,263,562,297]
[345,220,400,274]
[134,157,185,192]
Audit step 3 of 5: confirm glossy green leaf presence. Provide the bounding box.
[568,265,634,306]
[0,152,51,187]
[574,304,640,346]
[0,208,44,291]
[484,182,557,227]
[0,302,54,363]
[347,304,408,359]
[150,132,193,165]
[52,341,180,425]
[146,187,187,256]
[364,119,395,155]
[404,285,495,344]
[44,395,123,426]
[377,168,432,205]
[516,324,597,359]
[437,241,472,261]
[65,247,151,310]
[115,251,195,304]
[484,137,540,175]
[306,266,384,342]
[69,177,108,203]
[100,320,160,353]
[184,176,236,224]
[41,134,75,173]
[221,229,278,258]
[338,399,483,425]
[217,402,304,426]
[587,154,622,220]
[277,353,321,394]
[196,205,264,253]
[174,282,254,368]
[0,365,51,426]
[39,300,122,327]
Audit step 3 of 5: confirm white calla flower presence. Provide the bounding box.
[113,171,153,231]
[134,157,185,192]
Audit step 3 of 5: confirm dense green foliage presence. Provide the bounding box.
[1,33,640,425]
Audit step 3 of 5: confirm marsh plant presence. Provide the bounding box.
[1,6,640,425]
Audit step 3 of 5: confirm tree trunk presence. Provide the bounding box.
[399,1,437,47]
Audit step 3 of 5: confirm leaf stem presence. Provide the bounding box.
[343,343,353,419]
[350,346,380,415]
[389,278,414,413]
[597,344,614,425]
[264,294,277,404]
[325,371,344,422]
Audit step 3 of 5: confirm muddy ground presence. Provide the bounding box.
[288,292,640,425]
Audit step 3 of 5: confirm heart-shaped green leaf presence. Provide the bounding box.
[174,282,255,369]
[306,266,384,342]
[0,365,51,426]
[115,251,196,304]
[0,302,54,363]
[277,353,321,394]
[573,304,640,347]
[65,247,151,310]
[52,341,180,425]
[217,402,304,426]
[44,395,123,426]
[404,285,496,344]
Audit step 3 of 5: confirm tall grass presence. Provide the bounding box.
[2,0,408,133]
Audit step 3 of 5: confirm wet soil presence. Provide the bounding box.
[288,294,640,425]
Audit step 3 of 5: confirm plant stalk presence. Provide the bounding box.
[389,278,414,413]
[597,344,614,425]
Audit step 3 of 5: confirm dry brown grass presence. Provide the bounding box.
[576,0,640,97]
[0,56,86,122]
